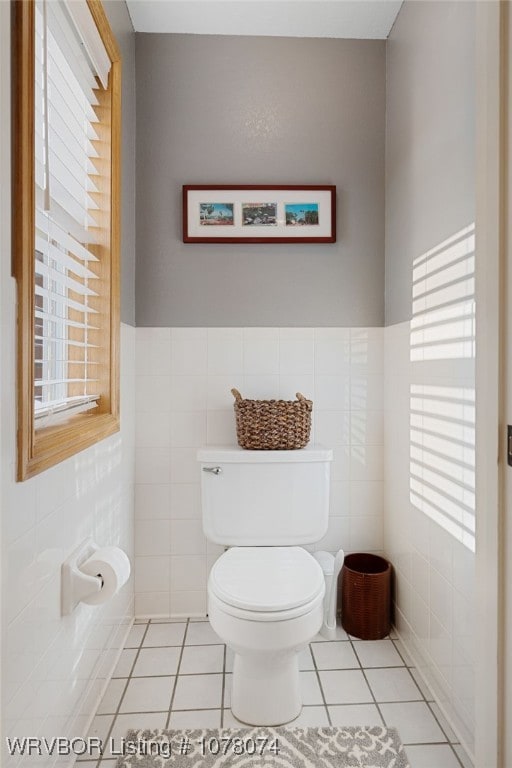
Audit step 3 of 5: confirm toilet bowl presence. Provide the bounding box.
[198,445,333,726]
[207,546,325,725]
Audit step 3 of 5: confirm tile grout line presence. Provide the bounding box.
[450,744,471,768]
[390,637,415,669]
[124,641,194,650]
[309,642,332,726]
[108,709,173,715]
[220,644,227,728]
[119,653,420,671]
[97,620,152,766]
[401,665,430,703]
[95,693,446,717]
[119,670,223,679]
[349,636,387,728]
[423,699,466,767]
[400,740,460,745]
[165,618,190,729]
[98,701,352,718]
[408,666,435,703]
[115,663,421,680]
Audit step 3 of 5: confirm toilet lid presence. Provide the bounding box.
[209,546,325,612]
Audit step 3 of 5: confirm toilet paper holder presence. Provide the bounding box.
[61,537,103,615]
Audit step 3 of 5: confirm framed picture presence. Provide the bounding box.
[183,185,336,243]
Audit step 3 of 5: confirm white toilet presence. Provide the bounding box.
[198,445,333,726]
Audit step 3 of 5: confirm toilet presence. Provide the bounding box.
[198,445,333,726]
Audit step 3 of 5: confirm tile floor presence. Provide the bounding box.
[82,618,473,768]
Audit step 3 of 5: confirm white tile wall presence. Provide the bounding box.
[384,320,475,757]
[1,322,136,768]
[135,327,384,618]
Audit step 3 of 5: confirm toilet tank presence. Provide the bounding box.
[198,446,333,546]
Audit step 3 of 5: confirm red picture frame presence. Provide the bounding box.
[183,185,336,244]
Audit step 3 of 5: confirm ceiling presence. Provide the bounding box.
[126,1,403,39]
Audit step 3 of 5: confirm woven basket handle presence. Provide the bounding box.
[296,392,313,412]
[231,388,243,402]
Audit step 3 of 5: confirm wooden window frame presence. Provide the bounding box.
[12,0,121,481]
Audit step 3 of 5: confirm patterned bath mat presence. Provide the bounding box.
[115,726,410,767]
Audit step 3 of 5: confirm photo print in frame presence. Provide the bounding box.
[183,185,336,243]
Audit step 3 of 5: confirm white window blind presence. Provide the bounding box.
[34,0,111,427]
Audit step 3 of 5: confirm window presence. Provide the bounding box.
[12,0,121,480]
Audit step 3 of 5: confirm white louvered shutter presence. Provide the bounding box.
[34,0,110,426]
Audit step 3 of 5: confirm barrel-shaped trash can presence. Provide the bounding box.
[341,553,391,640]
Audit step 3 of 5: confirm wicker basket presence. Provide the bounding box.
[341,553,391,640]
[231,388,312,450]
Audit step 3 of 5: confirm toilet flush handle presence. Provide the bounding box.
[203,466,223,475]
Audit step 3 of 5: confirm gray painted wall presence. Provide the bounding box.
[104,0,136,326]
[385,1,475,326]
[136,34,385,327]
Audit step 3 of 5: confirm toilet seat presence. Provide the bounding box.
[209,546,325,620]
